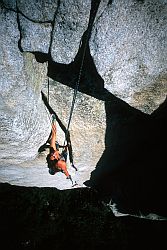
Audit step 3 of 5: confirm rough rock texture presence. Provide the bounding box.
[19,14,52,53]
[0,80,105,190]
[0,8,49,163]
[51,0,91,63]
[2,0,17,11]
[2,0,167,113]
[90,0,167,113]
[17,0,58,22]
[11,0,91,64]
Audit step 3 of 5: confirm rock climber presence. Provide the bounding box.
[46,114,74,185]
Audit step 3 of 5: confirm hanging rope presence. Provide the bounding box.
[46,1,101,144]
[64,0,101,144]
[47,77,50,104]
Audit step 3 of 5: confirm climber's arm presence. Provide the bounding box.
[50,124,57,151]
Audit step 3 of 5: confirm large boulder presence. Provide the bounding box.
[90,0,167,113]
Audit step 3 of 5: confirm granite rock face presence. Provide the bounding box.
[51,0,91,63]
[0,8,49,163]
[19,14,52,53]
[17,0,59,22]
[90,0,167,113]
[2,0,167,114]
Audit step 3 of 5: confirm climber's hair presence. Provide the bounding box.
[46,147,59,175]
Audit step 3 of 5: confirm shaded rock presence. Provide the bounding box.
[0,183,167,250]
[84,97,167,218]
[0,0,167,204]
[2,0,17,11]
[17,0,58,22]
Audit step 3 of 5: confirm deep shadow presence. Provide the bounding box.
[84,96,167,217]
[1,183,167,250]
[47,45,105,100]
[47,0,104,99]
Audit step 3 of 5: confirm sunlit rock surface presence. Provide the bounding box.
[2,0,167,113]
[51,0,91,63]
[0,8,49,163]
[41,81,105,169]
[19,14,52,53]
[90,0,167,113]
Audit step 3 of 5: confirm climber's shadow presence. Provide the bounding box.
[84,95,167,217]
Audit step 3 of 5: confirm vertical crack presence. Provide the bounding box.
[48,0,61,58]
[16,0,23,52]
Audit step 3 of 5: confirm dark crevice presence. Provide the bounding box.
[33,52,50,63]
[34,0,106,101]
[47,0,103,98]
[2,0,167,221]
[108,0,113,5]
[16,1,23,53]
[137,0,145,3]
[48,0,61,57]
[17,9,53,24]
[47,45,105,100]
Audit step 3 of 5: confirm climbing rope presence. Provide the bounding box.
[63,0,101,144]
[47,77,50,104]
[46,0,101,144]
